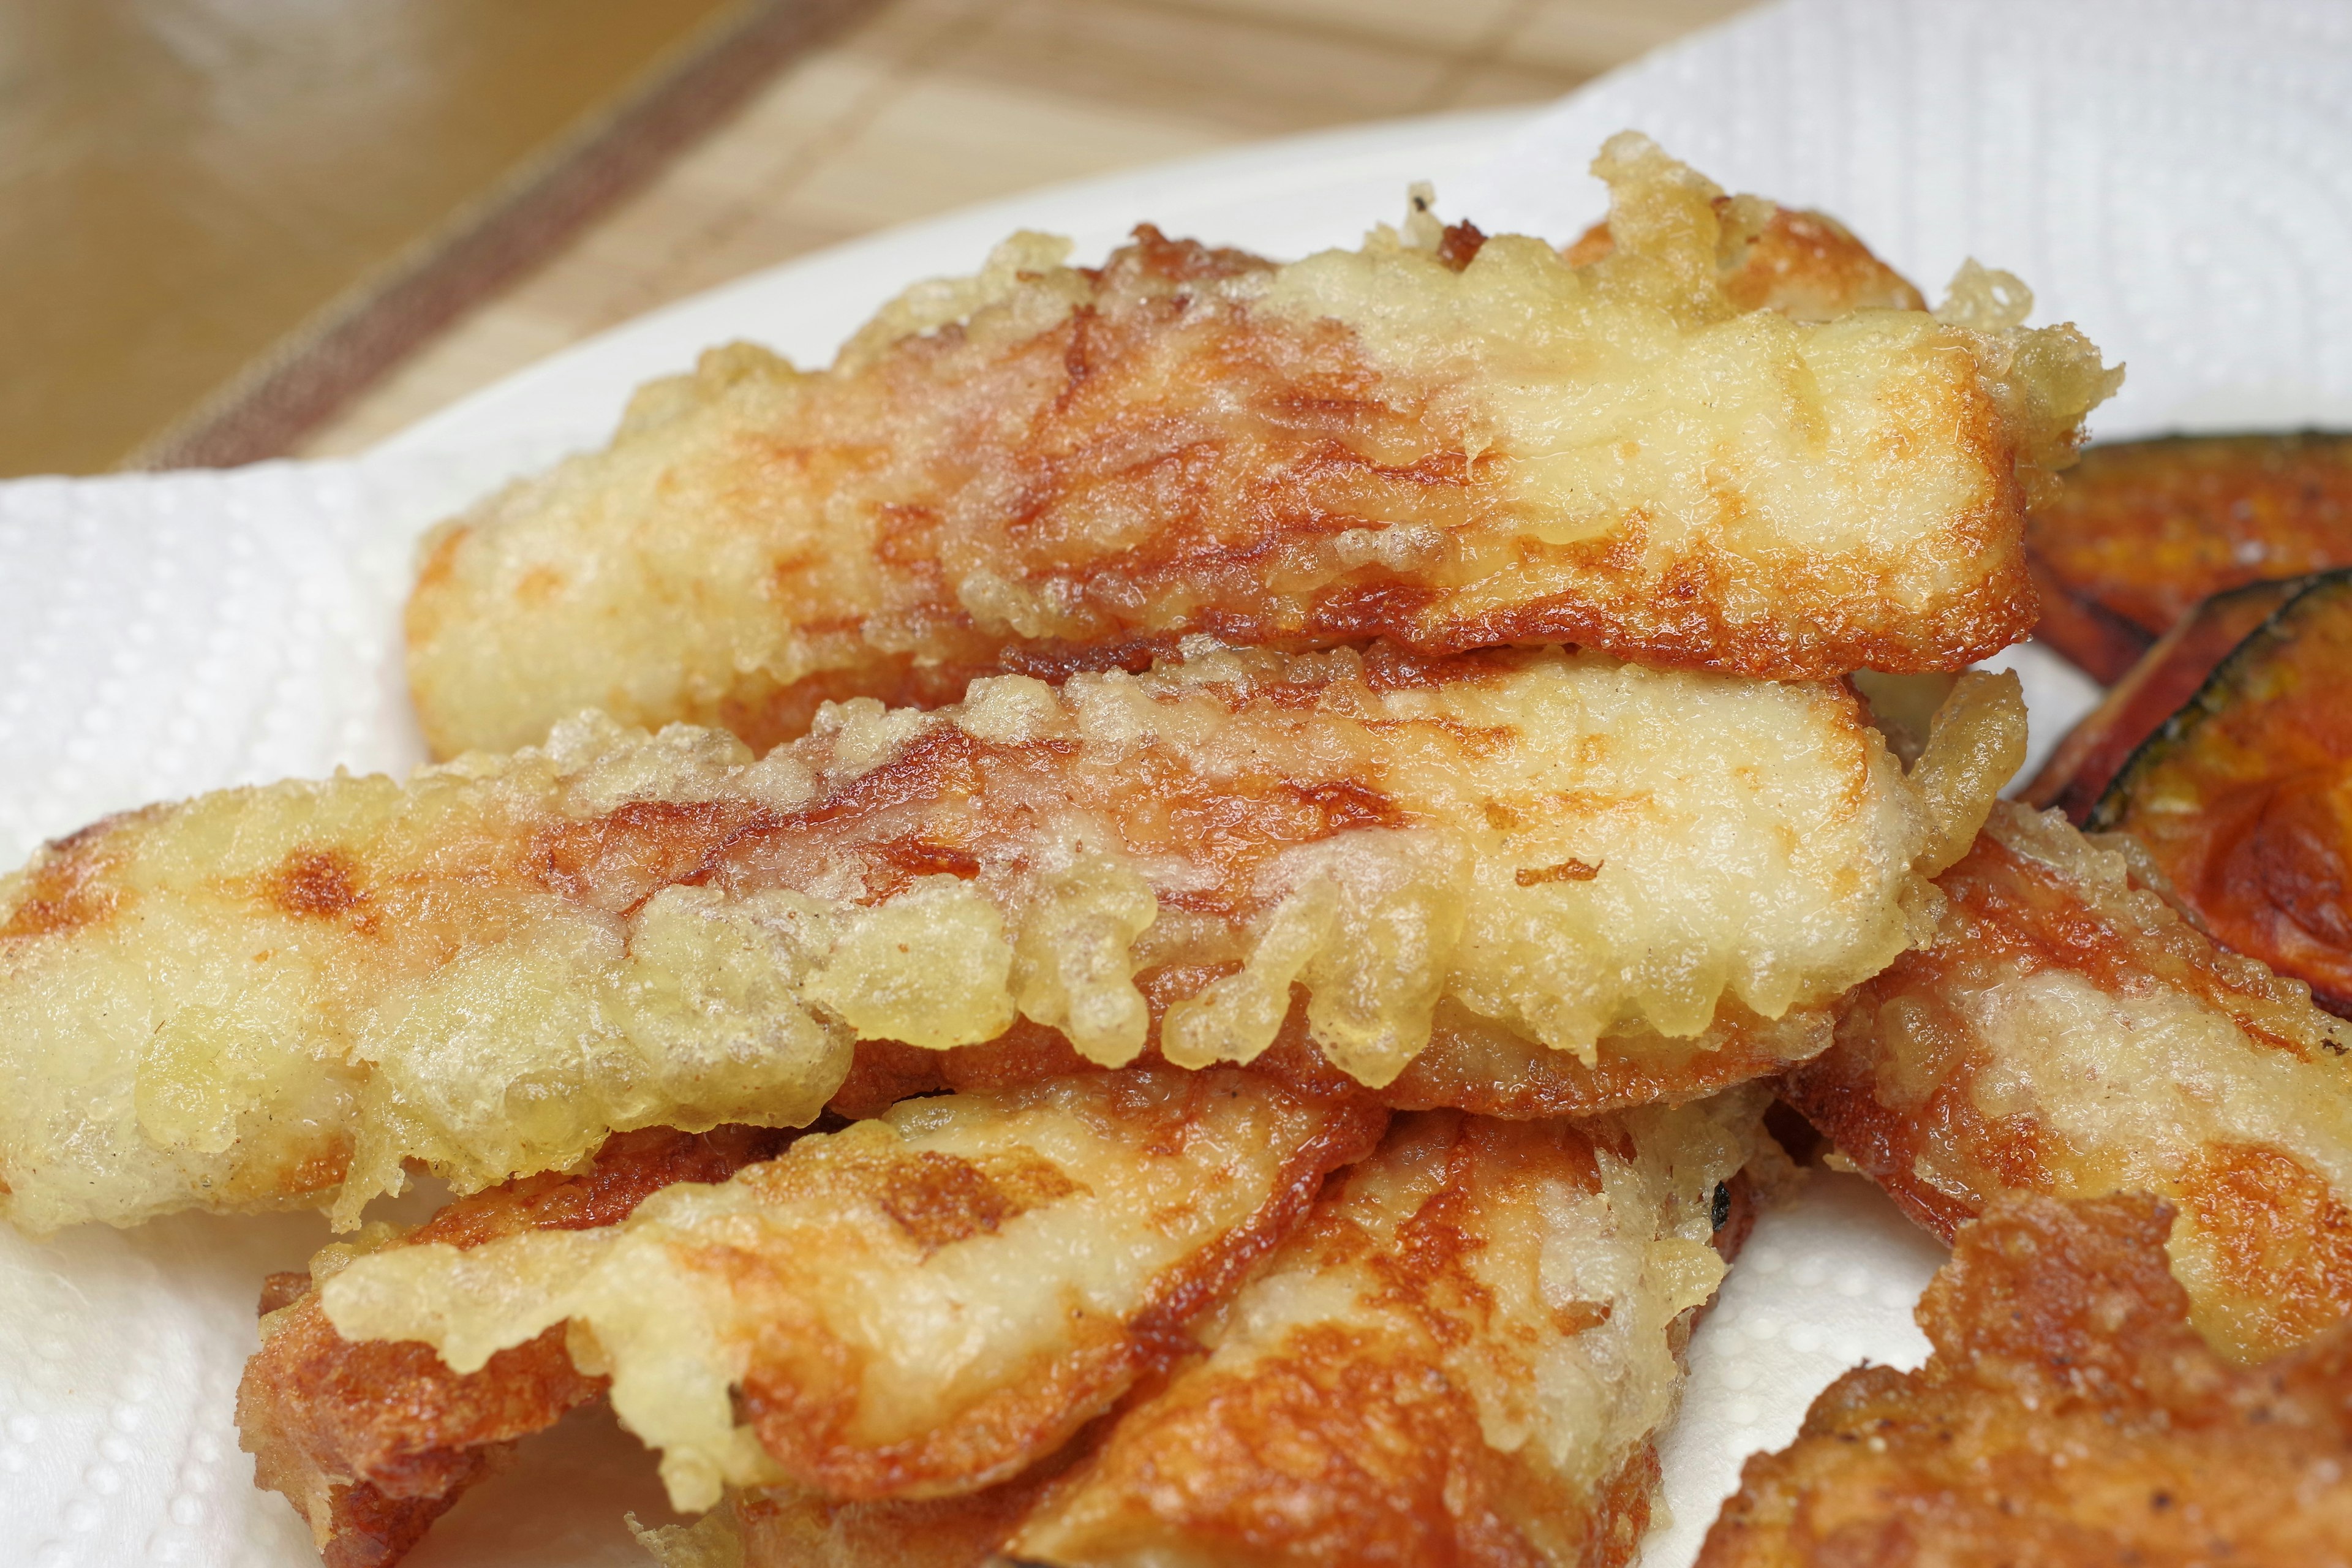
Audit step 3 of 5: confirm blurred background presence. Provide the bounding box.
[6,0,1755,479]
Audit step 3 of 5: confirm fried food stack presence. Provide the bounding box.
[11,130,2351,1566]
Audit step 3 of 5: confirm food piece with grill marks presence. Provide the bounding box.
[238,1125,790,1568]
[2026,431,2352,681]
[404,132,2113,760]
[1784,800,2352,1363]
[318,1069,1382,1517]
[1695,1192,2352,1567]
[1,644,2003,1234]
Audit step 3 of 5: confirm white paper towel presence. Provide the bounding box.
[6,1,2351,1562]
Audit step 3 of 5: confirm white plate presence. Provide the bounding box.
[7,1,2352,1564]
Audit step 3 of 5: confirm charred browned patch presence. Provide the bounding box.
[2175,1142,2352,1350]
[788,725,989,833]
[871,1152,1079,1254]
[713,651,989,758]
[1118,224,1275,287]
[265,848,369,922]
[1435,220,1487,273]
[1517,858,1602,887]
[1286,778,1407,833]
[1,828,122,938]
[1302,575,1447,639]
[537,798,775,913]
[995,635,1174,683]
[876,836,982,880]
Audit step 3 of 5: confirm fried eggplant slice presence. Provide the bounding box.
[318,1069,1384,1513]
[2085,568,2352,1013]
[1695,1192,2352,1567]
[1784,800,2352,1363]
[2022,576,2298,821]
[238,1127,788,1568]
[2027,431,2352,679]
[0,645,2002,1234]
[404,133,2113,759]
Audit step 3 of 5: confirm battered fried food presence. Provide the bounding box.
[1,644,2004,1234]
[404,132,2114,758]
[1695,1192,2352,1567]
[647,1091,1774,1568]
[238,1126,789,1568]
[1560,201,1927,320]
[1784,800,2352,1362]
[2083,569,2352,1014]
[317,1069,1383,1513]
[1002,1094,1771,1567]
[2027,431,2352,680]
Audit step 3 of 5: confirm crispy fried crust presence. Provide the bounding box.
[2085,570,2352,1014]
[405,134,2110,759]
[1561,201,1928,320]
[669,1098,1770,1568]
[238,1127,788,1568]
[1001,1095,1770,1568]
[318,1069,1384,1513]
[3,643,1983,1233]
[1784,801,2352,1362]
[1696,1193,2352,1567]
[825,984,1831,1123]
[2026,432,2352,679]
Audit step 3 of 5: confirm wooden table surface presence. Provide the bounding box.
[298,0,1757,457]
[8,0,1757,473]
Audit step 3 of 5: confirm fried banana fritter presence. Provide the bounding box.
[238,1126,788,1568]
[405,132,2113,759]
[649,1091,1773,1568]
[1696,1192,2352,1567]
[2027,432,2352,680]
[318,1069,1383,1514]
[1,645,2004,1234]
[1784,801,2352,1363]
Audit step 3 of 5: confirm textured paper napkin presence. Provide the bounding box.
[7,0,2352,1562]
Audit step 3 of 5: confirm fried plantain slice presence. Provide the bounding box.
[2026,431,2352,680]
[2086,568,2352,1014]
[238,1126,790,1568]
[1695,1192,2352,1567]
[405,133,2111,759]
[1784,801,2352,1363]
[317,1069,1384,1515]
[2,645,1999,1234]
